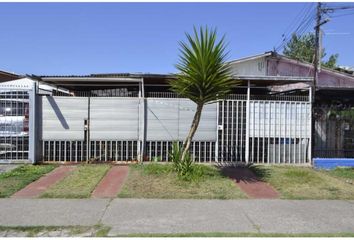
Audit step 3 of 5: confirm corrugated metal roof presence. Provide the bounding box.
[39,73,175,79]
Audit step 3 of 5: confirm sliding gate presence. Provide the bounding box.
[40,96,140,162]
[40,95,217,163]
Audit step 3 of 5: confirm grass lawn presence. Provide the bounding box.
[40,165,110,198]
[324,167,354,182]
[251,165,354,200]
[119,164,247,199]
[0,225,111,237]
[0,165,56,198]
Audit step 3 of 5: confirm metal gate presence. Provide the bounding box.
[218,95,311,164]
[0,80,36,163]
[40,96,141,163]
[40,94,218,163]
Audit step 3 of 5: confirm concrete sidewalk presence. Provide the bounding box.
[0,199,353,235]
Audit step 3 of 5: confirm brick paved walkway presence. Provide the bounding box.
[222,167,279,199]
[91,166,129,198]
[12,166,76,198]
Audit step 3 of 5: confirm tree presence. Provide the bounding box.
[170,26,236,162]
[283,33,339,69]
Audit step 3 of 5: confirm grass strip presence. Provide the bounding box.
[119,163,247,199]
[0,165,56,198]
[251,165,354,200]
[41,164,110,198]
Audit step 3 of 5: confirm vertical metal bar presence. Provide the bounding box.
[42,141,45,162]
[105,141,107,162]
[154,141,157,160]
[273,102,276,164]
[99,141,102,161]
[262,101,265,164]
[235,101,239,161]
[126,140,129,160]
[293,102,296,164]
[241,101,244,162]
[298,102,301,163]
[166,141,169,162]
[209,141,212,162]
[28,82,37,164]
[94,140,96,159]
[284,102,287,163]
[59,140,61,161]
[231,101,234,162]
[64,141,67,162]
[221,101,224,162]
[278,102,281,164]
[267,102,271,164]
[115,141,118,161]
[288,102,292,164]
[251,101,255,163]
[257,101,260,163]
[81,141,84,162]
[215,101,219,162]
[110,140,112,160]
[245,80,250,164]
[226,100,229,161]
[53,139,56,162]
[304,103,307,163]
[198,142,201,162]
[308,88,312,164]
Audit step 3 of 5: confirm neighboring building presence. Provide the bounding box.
[227,51,354,163]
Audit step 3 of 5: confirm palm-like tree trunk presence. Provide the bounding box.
[181,103,204,161]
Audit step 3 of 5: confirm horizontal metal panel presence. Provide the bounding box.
[90,98,139,140]
[249,101,311,138]
[41,97,88,140]
[146,98,217,141]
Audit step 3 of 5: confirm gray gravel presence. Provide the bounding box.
[0,164,20,174]
[0,198,353,235]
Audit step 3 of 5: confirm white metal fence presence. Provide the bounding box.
[39,91,311,164]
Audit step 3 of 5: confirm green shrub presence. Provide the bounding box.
[169,142,203,181]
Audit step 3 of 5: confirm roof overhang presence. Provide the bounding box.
[41,77,143,83]
[233,75,313,82]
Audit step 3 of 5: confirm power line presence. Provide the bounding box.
[330,11,354,18]
[275,3,316,52]
[274,4,309,48]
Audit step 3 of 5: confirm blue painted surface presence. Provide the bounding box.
[314,158,354,170]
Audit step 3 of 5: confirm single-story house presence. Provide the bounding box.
[0,51,353,168]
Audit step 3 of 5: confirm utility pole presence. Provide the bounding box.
[311,2,322,165]
[313,2,322,92]
[311,2,350,163]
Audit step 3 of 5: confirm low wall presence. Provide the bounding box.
[313,158,354,169]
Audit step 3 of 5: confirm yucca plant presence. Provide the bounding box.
[170,26,237,162]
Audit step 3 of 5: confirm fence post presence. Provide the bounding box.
[28,81,37,164]
[308,87,313,165]
[245,80,250,164]
[215,101,219,162]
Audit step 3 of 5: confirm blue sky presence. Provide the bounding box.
[0,2,353,75]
